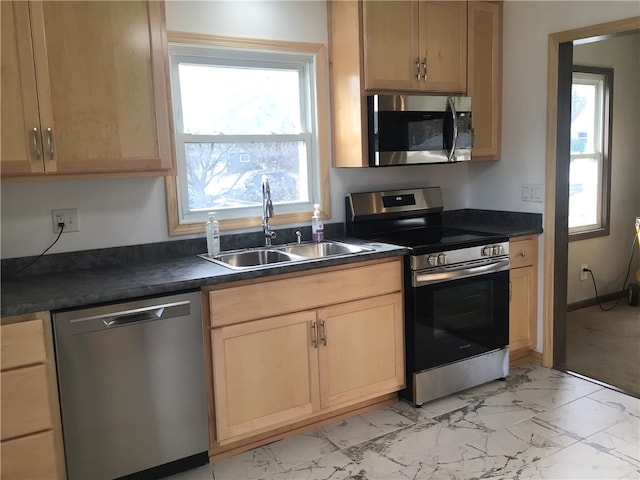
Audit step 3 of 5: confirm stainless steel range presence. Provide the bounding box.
[346,187,510,406]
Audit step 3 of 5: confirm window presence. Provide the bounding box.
[165,33,329,234]
[568,66,613,240]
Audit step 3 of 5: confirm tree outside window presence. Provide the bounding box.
[166,37,328,232]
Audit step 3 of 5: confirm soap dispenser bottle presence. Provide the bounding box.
[311,204,324,242]
[206,212,220,257]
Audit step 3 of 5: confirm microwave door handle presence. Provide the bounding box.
[447,97,458,162]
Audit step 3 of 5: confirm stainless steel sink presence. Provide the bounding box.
[210,249,301,269]
[278,241,371,259]
[200,240,373,270]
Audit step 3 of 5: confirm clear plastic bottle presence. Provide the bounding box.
[311,204,324,242]
[206,212,220,257]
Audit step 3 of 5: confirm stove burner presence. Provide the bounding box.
[371,227,505,255]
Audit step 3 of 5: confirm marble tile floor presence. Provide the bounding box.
[166,362,640,480]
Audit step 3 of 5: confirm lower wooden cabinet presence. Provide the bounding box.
[1,431,58,480]
[0,313,65,480]
[205,258,405,457]
[211,310,320,442]
[509,236,538,361]
[317,294,404,410]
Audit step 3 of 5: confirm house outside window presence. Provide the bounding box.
[568,66,613,240]
[165,34,329,234]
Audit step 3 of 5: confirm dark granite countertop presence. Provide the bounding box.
[1,239,407,317]
[1,210,542,318]
[443,209,543,238]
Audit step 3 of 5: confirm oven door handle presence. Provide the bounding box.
[412,259,510,287]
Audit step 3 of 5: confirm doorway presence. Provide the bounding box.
[543,17,640,395]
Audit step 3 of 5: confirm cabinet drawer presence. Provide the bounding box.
[1,430,58,480]
[1,319,47,370]
[1,365,52,440]
[509,236,537,269]
[209,259,402,327]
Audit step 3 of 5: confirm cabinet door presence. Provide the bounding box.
[509,266,537,360]
[28,1,173,175]
[317,293,404,409]
[1,365,52,441]
[468,1,502,159]
[417,1,467,93]
[1,319,47,370]
[1,431,58,480]
[363,1,418,91]
[0,1,44,175]
[211,310,320,444]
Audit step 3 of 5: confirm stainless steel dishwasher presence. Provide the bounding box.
[53,291,208,480]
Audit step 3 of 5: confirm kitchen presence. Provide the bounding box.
[1,1,639,479]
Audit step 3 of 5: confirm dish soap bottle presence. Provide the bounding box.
[311,204,324,242]
[206,212,220,257]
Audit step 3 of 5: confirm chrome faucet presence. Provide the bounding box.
[262,175,277,246]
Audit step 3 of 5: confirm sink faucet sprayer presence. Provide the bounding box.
[262,175,277,246]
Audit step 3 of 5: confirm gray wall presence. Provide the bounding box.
[567,33,640,304]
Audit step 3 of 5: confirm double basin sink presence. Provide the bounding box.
[200,240,373,270]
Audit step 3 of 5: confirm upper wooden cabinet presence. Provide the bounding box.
[363,1,467,93]
[0,1,175,180]
[467,1,503,160]
[328,0,503,167]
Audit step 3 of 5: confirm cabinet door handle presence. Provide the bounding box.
[509,280,512,301]
[422,57,427,80]
[311,321,318,348]
[519,251,526,257]
[415,57,421,80]
[46,128,54,160]
[320,320,327,346]
[32,127,42,159]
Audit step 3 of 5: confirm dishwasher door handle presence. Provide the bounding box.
[102,306,166,327]
[66,301,191,334]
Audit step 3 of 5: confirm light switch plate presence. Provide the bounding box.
[521,183,544,203]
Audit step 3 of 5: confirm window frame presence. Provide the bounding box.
[568,65,613,242]
[164,32,330,235]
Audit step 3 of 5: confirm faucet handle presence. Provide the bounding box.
[295,230,302,244]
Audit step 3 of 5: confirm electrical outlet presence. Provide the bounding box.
[52,208,79,233]
[580,264,588,281]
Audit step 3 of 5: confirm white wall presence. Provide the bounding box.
[468,0,640,210]
[567,33,640,304]
[488,0,639,350]
[1,1,639,262]
[1,0,471,259]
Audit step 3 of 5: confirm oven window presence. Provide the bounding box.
[433,280,495,337]
[411,271,509,371]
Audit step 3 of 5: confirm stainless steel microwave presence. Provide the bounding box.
[367,94,472,166]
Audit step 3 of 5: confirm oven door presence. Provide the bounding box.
[407,268,509,372]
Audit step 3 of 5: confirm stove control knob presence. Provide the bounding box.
[427,255,438,266]
[482,246,493,257]
[437,253,447,265]
[492,245,503,256]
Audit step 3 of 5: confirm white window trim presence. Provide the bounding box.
[164,32,330,236]
[568,66,612,240]
[568,153,603,234]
